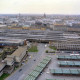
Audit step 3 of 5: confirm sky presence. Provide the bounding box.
[0,0,80,14]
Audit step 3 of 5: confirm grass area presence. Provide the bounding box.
[0,73,10,80]
[49,46,57,50]
[28,46,38,52]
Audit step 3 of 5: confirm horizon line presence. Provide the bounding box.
[0,13,80,16]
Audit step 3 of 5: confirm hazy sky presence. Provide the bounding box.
[0,0,80,14]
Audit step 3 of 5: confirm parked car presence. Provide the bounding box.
[19,69,22,72]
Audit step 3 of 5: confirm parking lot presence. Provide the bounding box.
[37,53,80,80]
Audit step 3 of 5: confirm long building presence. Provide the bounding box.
[5,45,28,66]
[0,38,26,46]
[0,45,28,76]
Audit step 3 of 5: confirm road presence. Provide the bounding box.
[6,43,48,80]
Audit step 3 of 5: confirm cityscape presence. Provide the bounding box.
[0,0,80,80]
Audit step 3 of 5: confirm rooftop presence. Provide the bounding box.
[11,46,27,57]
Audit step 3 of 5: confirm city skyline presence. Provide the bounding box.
[0,0,80,14]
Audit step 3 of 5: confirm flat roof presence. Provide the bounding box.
[4,57,14,62]
[0,37,24,43]
[50,69,80,75]
[12,46,27,57]
[63,33,80,39]
[58,61,80,66]
[57,55,80,60]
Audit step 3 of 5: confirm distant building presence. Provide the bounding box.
[0,24,7,29]
[52,33,80,51]
[43,13,46,18]
[67,23,80,32]
[53,41,80,51]
[53,21,68,31]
